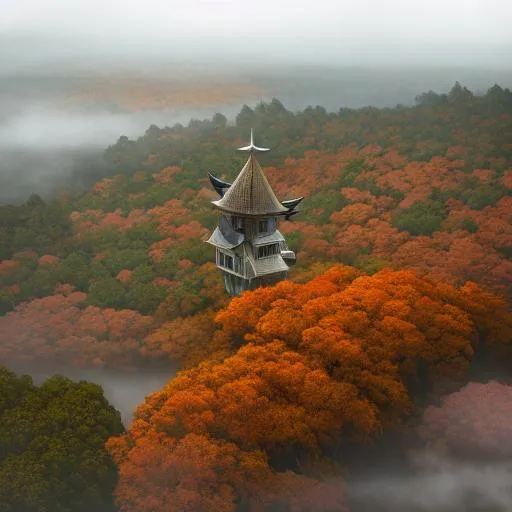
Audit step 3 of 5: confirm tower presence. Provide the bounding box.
[206,131,303,296]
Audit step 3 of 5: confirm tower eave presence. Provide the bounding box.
[211,200,288,217]
[250,253,290,276]
[206,226,244,249]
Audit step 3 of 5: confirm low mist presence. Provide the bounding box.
[0,99,252,203]
[2,66,512,204]
[348,454,512,512]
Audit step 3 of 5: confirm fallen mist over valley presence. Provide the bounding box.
[2,63,512,204]
[0,72,259,202]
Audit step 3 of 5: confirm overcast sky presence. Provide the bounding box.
[1,0,511,69]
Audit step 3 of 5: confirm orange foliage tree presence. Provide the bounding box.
[109,265,512,511]
[109,341,355,512]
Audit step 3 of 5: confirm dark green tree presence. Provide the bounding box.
[392,200,447,236]
[87,277,126,308]
[448,81,474,104]
[0,367,124,512]
[415,90,448,107]
[235,104,255,131]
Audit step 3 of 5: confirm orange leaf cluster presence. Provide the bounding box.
[116,269,133,283]
[38,254,60,266]
[0,259,19,275]
[147,199,193,236]
[270,146,512,297]
[142,310,222,367]
[71,208,149,236]
[110,341,355,511]
[61,77,262,112]
[152,166,181,184]
[91,176,125,196]
[0,292,153,366]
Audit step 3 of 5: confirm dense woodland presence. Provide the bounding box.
[1,83,512,511]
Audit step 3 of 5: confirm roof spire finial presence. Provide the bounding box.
[237,129,270,153]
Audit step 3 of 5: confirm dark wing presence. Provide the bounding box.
[281,197,304,220]
[208,172,232,197]
[281,197,304,210]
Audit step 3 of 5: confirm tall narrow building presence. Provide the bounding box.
[206,131,303,296]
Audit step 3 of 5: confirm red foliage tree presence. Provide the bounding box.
[0,292,153,366]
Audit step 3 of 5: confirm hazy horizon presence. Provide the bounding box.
[2,0,512,204]
[2,0,512,73]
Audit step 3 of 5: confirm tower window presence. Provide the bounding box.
[234,255,243,274]
[258,219,268,233]
[232,216,245,232]
[218,251,234,270]
[257,244,279,259]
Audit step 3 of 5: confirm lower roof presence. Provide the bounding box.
[205,227,243,250]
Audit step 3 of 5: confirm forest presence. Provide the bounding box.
[1,82,512,511]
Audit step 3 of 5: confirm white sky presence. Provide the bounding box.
[1,0,511,67]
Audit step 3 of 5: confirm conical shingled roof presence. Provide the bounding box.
[212,154,288,216]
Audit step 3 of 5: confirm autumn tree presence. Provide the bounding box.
[109,341,357,512]
[109,265,512,512]
[0,291,154,367]
[142,309,225,368]
[216,266,512,398]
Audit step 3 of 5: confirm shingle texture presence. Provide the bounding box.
[212,154,288,216]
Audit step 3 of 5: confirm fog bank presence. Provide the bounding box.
[349,455,512,512]
[3,0,512,70]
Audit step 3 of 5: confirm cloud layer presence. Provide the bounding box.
[2,0,511,69]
